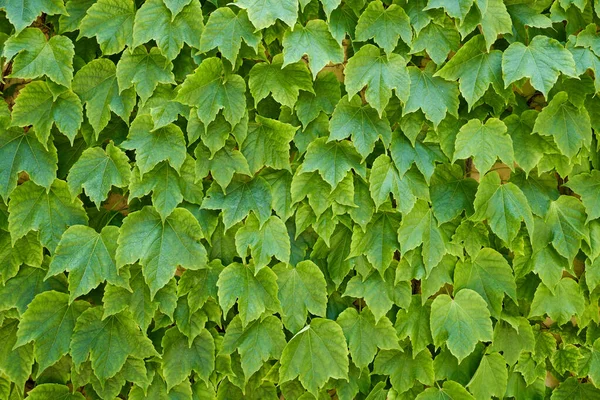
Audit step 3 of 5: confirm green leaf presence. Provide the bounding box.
[301,137,366,188]
[177,57,246,126]
[222,315,286,380]
[67,142,130,207]
[282,19,344,78]
[4,28,74,87]
[296,71,341,127]
[116,46,175,104]
[404,64,460,127]
[0,0,66,33]
[415,381,474,400]
[249,54,313,109]
[344,44,410,116]
[430,289,493,362]
[47,225,128,302]
[373,348,434,394]
[0,128,57,201]
[8,180,88,253]
[529,278,585,325]
[545,196,587,262]
[133,0,203,60]
[395,295,433,356]
[410,18,460,65]
[349,211,401,275]
[199,8,261,66]
[502,35,577,97]
[453,248,516,317]
[72,58,136,134]
[202,176,272,230]
[279,318,349,396]
[565,170,600,222]
[161,327,214,390]
[0,318,33,388]
[234,0,297,29]
[532,91,592,159]
[355,0,412,53]
[273,260,327,333]
[217,261,281,327]
[551,377,600,400]
[435,34,505,108]
[425,0,474,20]
[453,118,514,175]
[390,132,445,183]
[15,291,89,373]
[429,164,477,224]
[477,0,512,50]
[398,200,447,274]
[241,115,298,174]
[236,214,290,272]
[369,154,417,213]
[79,0,134,54]
[0,232,43,284]
[472,171,534,244]
[504,110,554,176]
[195,140,250,191]
[337,307,399,369]
[551,344,580,375]
[467,352,508,400]
[71,307,158,381]
[116,206,207,297]
[121,114,187,176]
[26,384,85,400]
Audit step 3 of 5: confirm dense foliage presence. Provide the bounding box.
[3,0,600,398]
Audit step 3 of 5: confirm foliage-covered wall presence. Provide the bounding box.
[1,0,600,398]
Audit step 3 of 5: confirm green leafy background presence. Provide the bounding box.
[1,0,600,398]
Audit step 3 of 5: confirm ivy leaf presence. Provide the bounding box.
[410,18,460,65]
[177,57,246,127]
[217,261,281,328]
[453,247,517,317]
[241,115,298,174]
[502,35,577,97]
[282,19,344,78]
[337,307,400,369]
[249,54,313,109]
[279,318,349,396]
[15,291,89,373]
[529,278,585,325]
[373,349,434,394]
[0,128,57,201]
[0,232,43,284]
[416,381,474,400]
[273,260,327,333]
[296,71,341,127]
[329,95,392,158]
[0,0,66,33]
[344,268,411,322]
[79,0,134,54]
[70,307,158,381]
[199,8,260,66]
[551,377,600,399]
[104,265,177,331]
[195,140,250,190]
[236,214,290,273]
[355,0,412,53]
[301,137,366,188]
[344,44,410,116]
[116,207,207,297]
[67,142,130,207]
[8,180,87,253]
[133,0,203,60]
[565,171,600,222]
[504,110,554,176]
[161,327,214,391]
[404,64,460,127]
[429,164,477,224]
[12,81,82,145]
[349,211,401,275]
[202,176,272,230]
[25,384,85,400]
[116,46,175,104]
[0,318,33,388]
[72,58,136,134]
[395,295,433,356]
[472,171,533,244]
[120,114,187,176]
[477,0,512,50]
[222,315,287,380]
[47,225,128,302]
[435,34,505,109]
[453,118,514,175]
[425,0,474,20]
[430,289,493,362]
[532,91,592,159]
[467,352,508,400]
[234,0,297,30]
[545,196,587,263]
[369,154,418,213]
[390,132,445,183]
[129,157,202,220]
[4,28,74,87]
